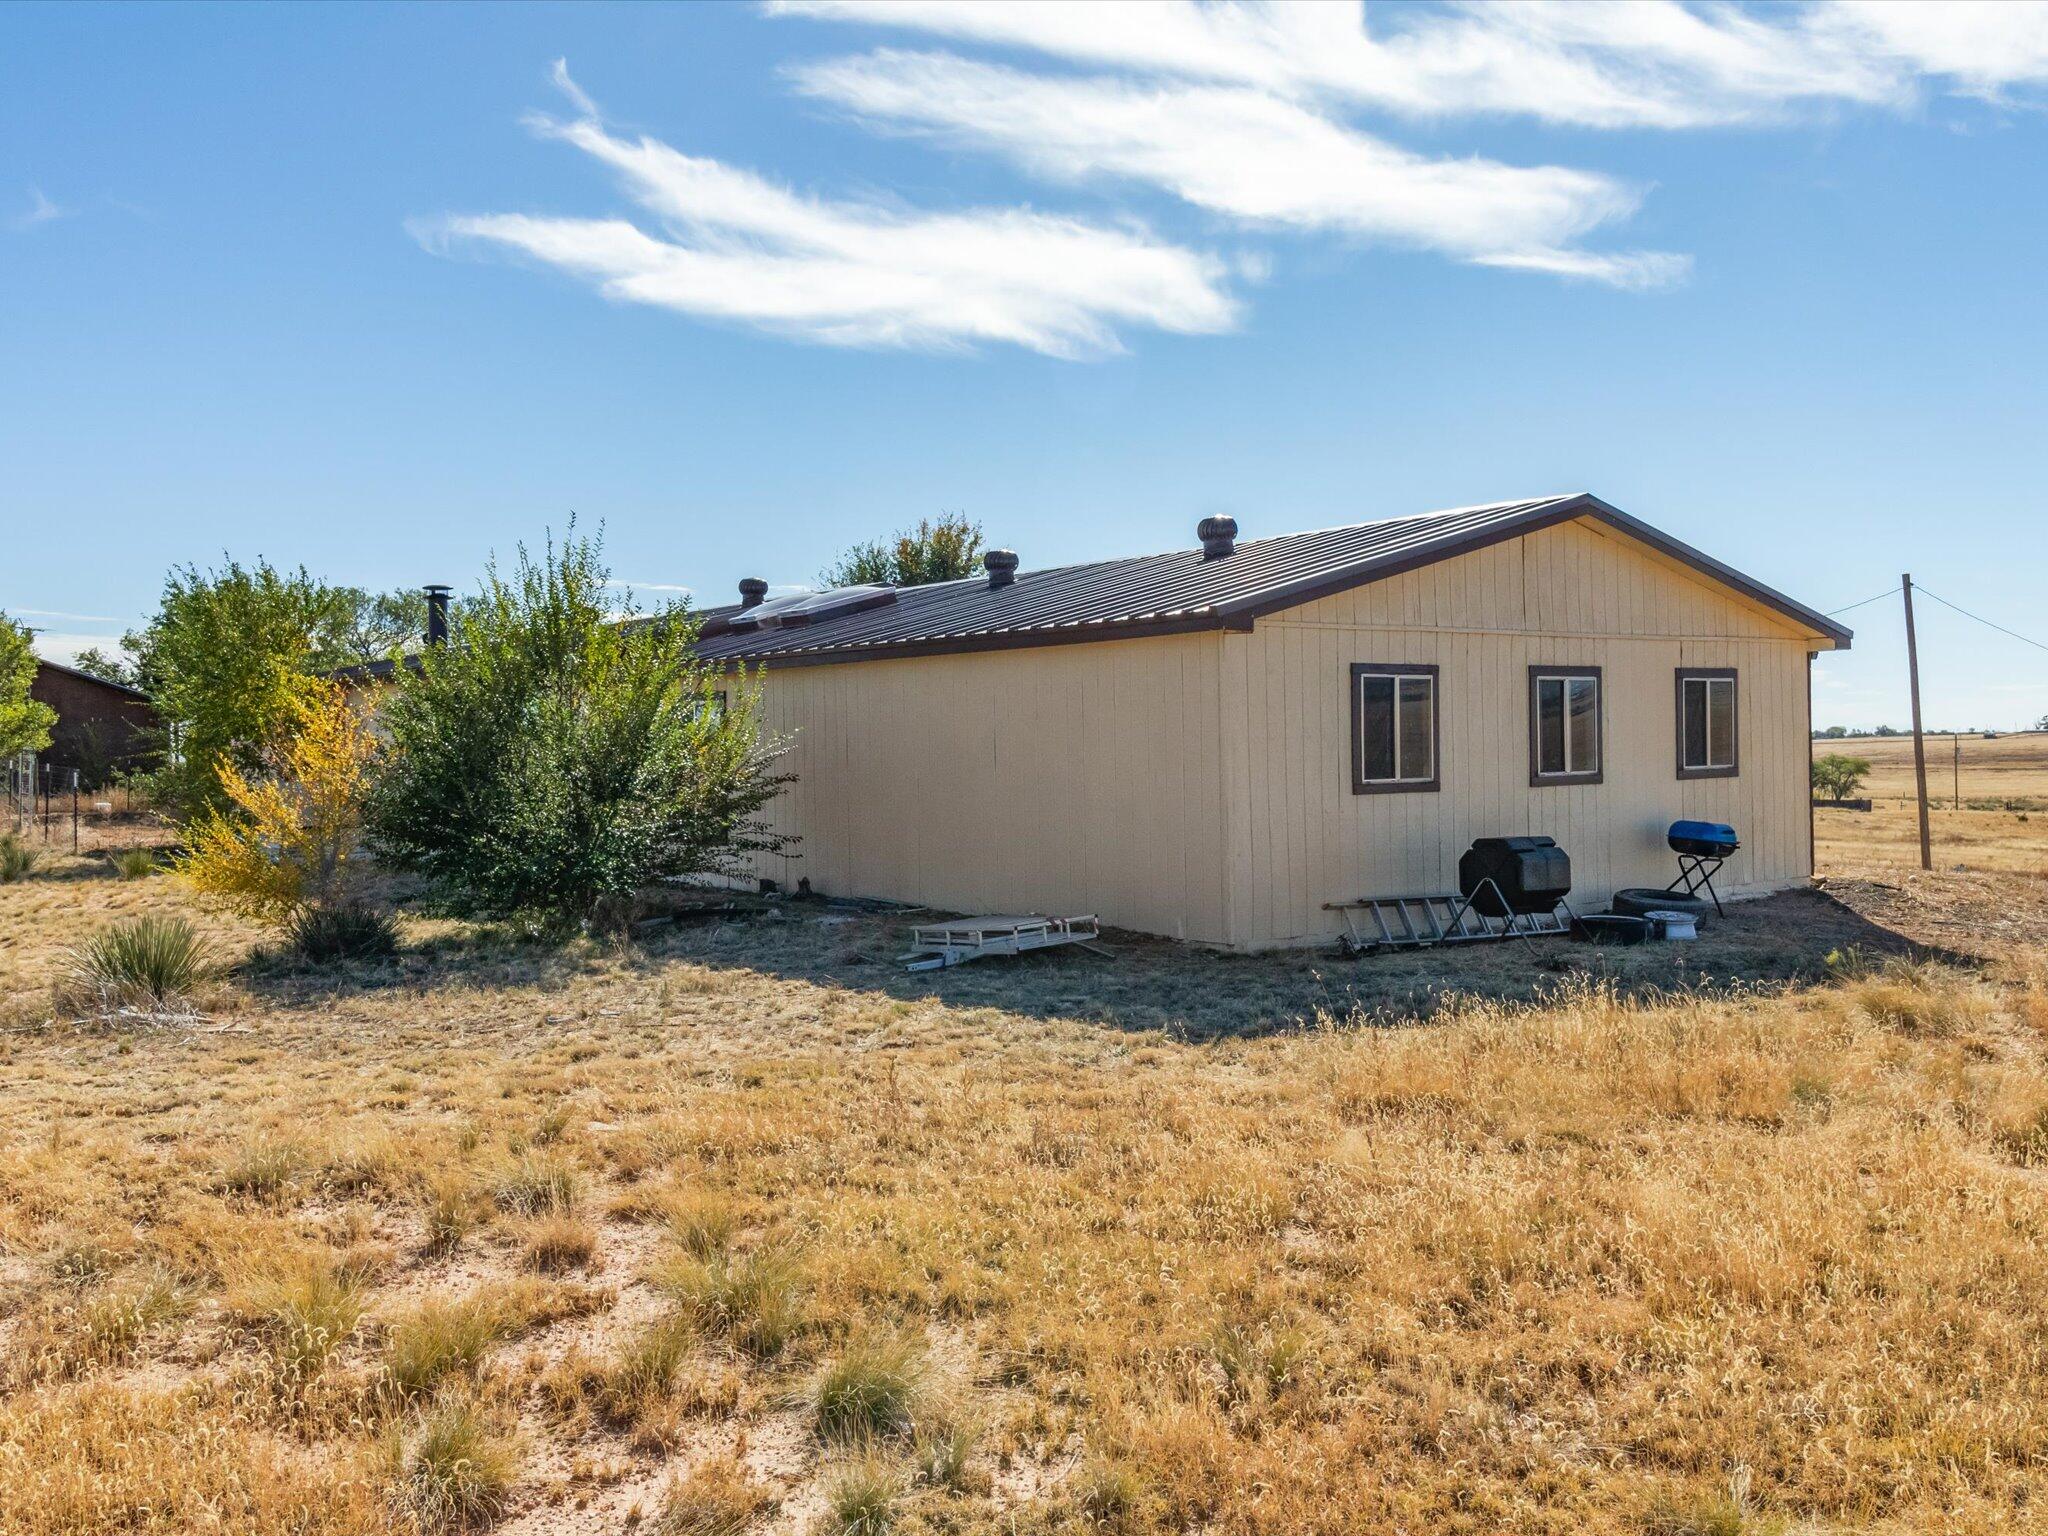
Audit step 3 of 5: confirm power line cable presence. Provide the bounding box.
[1913,585,2048,656]
[1825,585,1901,616]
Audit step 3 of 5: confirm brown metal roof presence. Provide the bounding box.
[691,494,1852,669]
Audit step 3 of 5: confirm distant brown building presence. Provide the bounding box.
[30,660,157,785]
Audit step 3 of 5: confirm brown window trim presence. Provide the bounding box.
[1350,662,1441,795]
[1675,667,1739,779]
[1527,665,1604,787]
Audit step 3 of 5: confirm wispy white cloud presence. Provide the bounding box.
[6,606,121,624]
[420,65,1238,358]
[770,0,2048,129]
[10,185,70,232]
[608,578,695,594]
[789,49,1686,286]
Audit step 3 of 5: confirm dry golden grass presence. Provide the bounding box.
[1815,728,2048,876]
[3,838,2048,1533]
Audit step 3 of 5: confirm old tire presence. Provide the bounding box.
[1612,887,1711,922]
[1574,914,1653,946]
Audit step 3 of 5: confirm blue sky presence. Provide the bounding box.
[4,1,2045,729]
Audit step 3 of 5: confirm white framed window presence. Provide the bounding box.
[1529,667,1602,785]
[1350,664,1439,794]
[1677,669,1738,778]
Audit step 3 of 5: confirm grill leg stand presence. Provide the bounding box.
[1668,855,1726,917]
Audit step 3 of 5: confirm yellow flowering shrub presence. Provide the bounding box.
[178,681,376,924]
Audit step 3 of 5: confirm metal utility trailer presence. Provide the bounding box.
[1324,881,1574,954]
[900,913,1102,972]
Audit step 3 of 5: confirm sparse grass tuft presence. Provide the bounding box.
[1073,1457,1145,1530]
[391,1394,518,1532]
[518,1212,598,1273]
[1644,1485,1786,1536]
[812,1331,927,1444]
[62,913,209,1009]
[216,1138,308,1204]
[420,1172,481,1255]
[1,832,41,882]
[541,1310,696,1431]
[111,846,157,880]
[655,1455,777,1536]
[492,1153,578,1217]
[382,1291,513,1401]
[911,1415,979,1491]
[15,1268,190,1381]
[650,1245,804,1359]
[662,1185,738,1258]
[243,1261,365,1386]
[820,1456,898,1536]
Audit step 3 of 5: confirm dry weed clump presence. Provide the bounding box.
[378,1280,598,1403]
[653,1454,778,1536]
[389,1392,518,1531]
[650,1245,806,1359]
[516,1211,599,1274]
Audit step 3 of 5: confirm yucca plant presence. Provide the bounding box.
[110,846,157,880]
[65,914,210,1010]
[0,832,38,883]
[288,901,399,961]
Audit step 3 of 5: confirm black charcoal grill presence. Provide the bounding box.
[1665,820,1739,915]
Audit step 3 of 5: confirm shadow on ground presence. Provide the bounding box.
[221,879,1988,1039]
[625,884,1972,1038]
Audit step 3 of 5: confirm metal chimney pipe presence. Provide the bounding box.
[738,577,768,609]
[424,585,451,646]
[1198,516,1238,559]
[983,549,1019,589]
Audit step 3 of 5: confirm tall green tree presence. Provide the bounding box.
[328,586,446,668]
[368,531,792,929]
[818,513,984,589]
[0,612,58,760]
[1811,753,1872,801]
[67,646,139,689]
[128,560,351,818]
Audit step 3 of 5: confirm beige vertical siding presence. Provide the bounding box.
[736,515,1831,950]
[1222,517,1829,947]
[741,632,1232,943]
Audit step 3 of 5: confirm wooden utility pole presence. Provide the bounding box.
[1953,733,1961,810]
[1902,574,1932,871]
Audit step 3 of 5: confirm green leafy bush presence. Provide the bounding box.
[367,530,792,929]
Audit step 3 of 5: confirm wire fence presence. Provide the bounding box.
[4,756,167,856]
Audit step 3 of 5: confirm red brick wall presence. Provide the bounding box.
[28,664,158,779]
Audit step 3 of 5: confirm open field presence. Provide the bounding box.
[5,820,2048,1534]
[1814,730,2048,876]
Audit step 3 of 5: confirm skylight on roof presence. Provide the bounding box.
[728,583,898,629]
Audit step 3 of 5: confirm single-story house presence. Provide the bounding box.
[30,660,157,784]
[691,494,1851,949]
